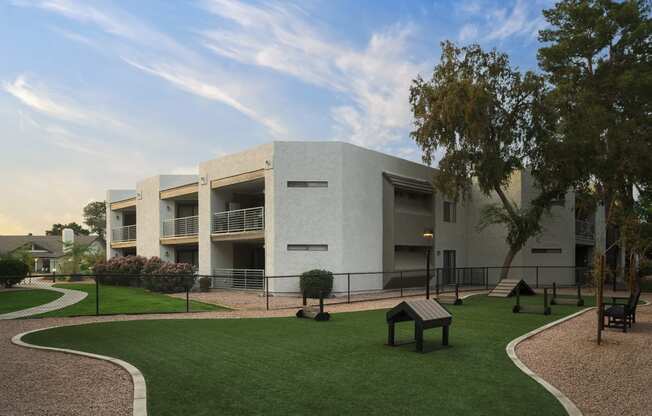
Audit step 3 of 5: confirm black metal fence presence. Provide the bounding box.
[0,265,627,316]
[0,273,200,317]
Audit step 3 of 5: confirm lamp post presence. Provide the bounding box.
[423,228,434,299]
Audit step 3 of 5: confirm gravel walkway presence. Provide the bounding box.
[517,294,652,416]
[0,291,485,416]
[0,283,87,320]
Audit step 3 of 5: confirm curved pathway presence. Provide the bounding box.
[516,295,652,416]
[0,284,87,320]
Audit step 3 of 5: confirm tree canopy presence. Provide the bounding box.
[83,201,106,239]
[410,41,566,278]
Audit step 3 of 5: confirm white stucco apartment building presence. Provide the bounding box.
[106,141,605,293]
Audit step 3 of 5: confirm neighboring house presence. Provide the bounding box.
[0,231,105,273]
[106,141,605,292]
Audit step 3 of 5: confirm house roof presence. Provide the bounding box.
[0,235,103,259]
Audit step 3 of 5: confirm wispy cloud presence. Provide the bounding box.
[123,59,286,137]
[3,75,89,123]
[3,74,126,129]
[199,0,427,148]
[485,0,545,41]
[14,0,284,136]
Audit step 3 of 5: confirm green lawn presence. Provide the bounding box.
[0,289,63,315]
[34,284,226,317]
[25,294,592,416]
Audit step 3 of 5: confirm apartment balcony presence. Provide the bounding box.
[211,206,264,242]
[111,225,136,248]
[575,219,595,244]
[212,268,264,290]
[161,215,199,245]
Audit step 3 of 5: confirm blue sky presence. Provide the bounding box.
[0,0,552,234]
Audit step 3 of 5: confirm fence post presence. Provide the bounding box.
[436,271,440,297]
[536,266,539,289]
[400,271,403,298]
[347,273,351,304]
[485,267,489,289]
[265,275,269,311]
[95,276,100,316]
[186,283,190,313]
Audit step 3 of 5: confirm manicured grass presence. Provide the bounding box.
[35,284,226,317]
[25,294,593,416]
[0,289,63,315]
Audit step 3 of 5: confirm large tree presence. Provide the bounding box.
[83,201,106,239]
[538,0,652,275]
[45,222,89,236]
[410,42,565,280]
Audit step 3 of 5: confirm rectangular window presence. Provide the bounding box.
[287,244,328,251]
[443,201,456,223]
[531,248,562,254]
[287,181,328,188]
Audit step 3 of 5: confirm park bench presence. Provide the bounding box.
[603,288,641,332]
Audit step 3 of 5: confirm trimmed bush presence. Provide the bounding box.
[142,262,195,293]
[199,276,211,292]
[0,258,29,288]
[300,269,334,298]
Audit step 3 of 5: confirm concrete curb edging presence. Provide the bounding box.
[506,307,595,416]
[12,326,147,416]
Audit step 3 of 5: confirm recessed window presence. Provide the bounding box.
[443,201,456,223]
[287,244,328,251]
[532,248,562,254]
[287,181,328,188]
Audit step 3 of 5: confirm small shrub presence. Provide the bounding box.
[142,262,195,293]
[0,258,29,288]
[300,269,333,298]
[199,276,211,292]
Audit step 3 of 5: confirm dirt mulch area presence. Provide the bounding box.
[517,294,652,416]
[0,293,488,416]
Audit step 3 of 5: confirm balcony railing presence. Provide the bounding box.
[162,215,199,238]
[212,268,265,290]
[212,206,264,234]
[575,219,595,241]
[112,225,136,242]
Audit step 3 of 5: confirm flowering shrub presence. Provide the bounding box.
[141,260,195,293]
[93,256,195,292]
[93,255,147,286]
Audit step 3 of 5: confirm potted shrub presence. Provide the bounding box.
[300,269,334,298]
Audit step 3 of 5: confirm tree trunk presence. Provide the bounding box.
[500,246,519,281]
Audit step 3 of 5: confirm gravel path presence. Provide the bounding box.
[0,283,87,320]
[517,294,652,416]
[0,291,486,416]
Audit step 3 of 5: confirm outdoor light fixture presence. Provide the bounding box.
[423,228,434,239]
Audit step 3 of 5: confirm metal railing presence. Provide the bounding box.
[162,215,199,237]
[576,219,595,241]
[111,225,136,242]
[212,206,264,234]
[212,268,265,290]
